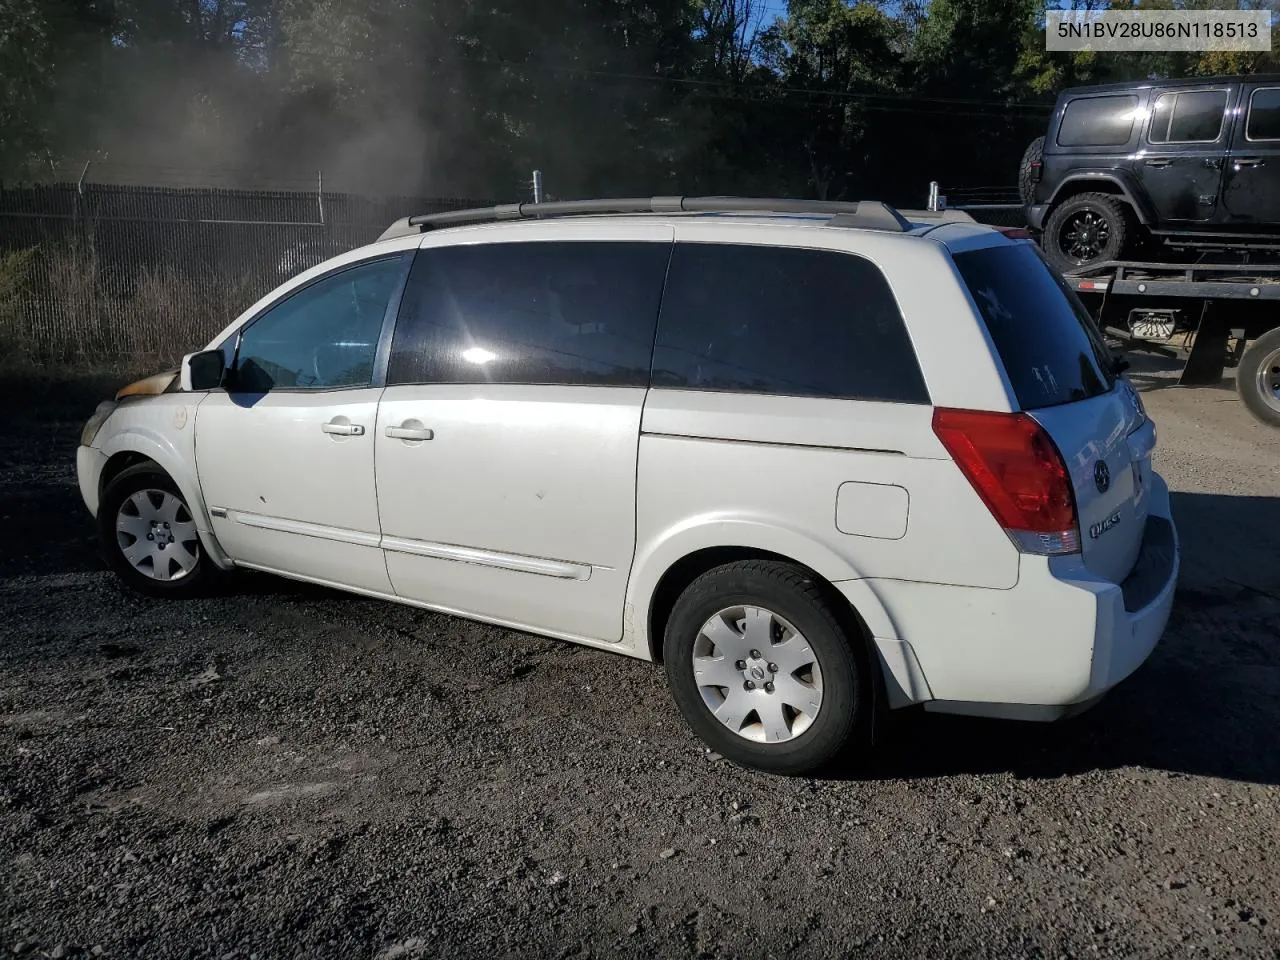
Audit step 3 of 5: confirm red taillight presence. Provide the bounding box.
[1030,159,1043,181]
[932,408,1080,556]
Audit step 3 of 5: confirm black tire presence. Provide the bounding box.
[662,560,870,776]
[1017,135,1045,207]
[98,463,215,598]
[1042,192,1133,275]
[1236,325,1280,429]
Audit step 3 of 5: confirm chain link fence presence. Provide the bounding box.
[0,183,487,368]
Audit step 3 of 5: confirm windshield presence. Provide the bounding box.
[952,242,1117,410]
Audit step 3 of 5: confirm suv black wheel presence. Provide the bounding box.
[1017,136,1045,207]
[98,463,214,598]
[1043,192,1133,274]
[1236,325,1280,428]
[662,560,870,776]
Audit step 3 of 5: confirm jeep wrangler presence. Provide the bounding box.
[1021,75,1280,274]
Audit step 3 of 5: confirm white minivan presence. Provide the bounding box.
[76,197,1179,774]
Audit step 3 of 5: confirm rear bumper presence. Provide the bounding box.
[1026,203,1050,232]
[856,473,1179,721]
[77,444,108,518]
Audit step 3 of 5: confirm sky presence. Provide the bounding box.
[757,1,916,25]
[760,0,787,21]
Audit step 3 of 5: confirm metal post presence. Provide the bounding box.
[74,160,92,226]
[317,170,325,225]
[532,169,544,204]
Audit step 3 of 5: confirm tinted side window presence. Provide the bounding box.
[387,241,670,387]
[1149,90,1228,143]
[1056,95,1139,147]
[953,243,1115,410]
[1246,87,1280,140]
[233,256,405,392]
[650,243,928,404]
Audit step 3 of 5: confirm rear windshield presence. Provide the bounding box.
[952,243,1116,410]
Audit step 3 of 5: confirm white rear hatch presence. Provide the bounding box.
[950,241,1150,584]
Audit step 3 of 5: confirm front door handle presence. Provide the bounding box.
[322,421,365,436]
[385,424,434,441]
[1144,158,1172,167]
[1234,157,1265,169]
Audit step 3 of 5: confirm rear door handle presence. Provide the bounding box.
[385,424,434,441]
[1144,158,1172,167]
[322,421,365,436]
[1234,157,1265,169]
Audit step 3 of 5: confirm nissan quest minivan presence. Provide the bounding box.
[75,197,1179,774]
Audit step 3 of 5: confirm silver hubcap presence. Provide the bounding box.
[1256,345,1280,413]
[691,605,824,744]
[115,489,200,582]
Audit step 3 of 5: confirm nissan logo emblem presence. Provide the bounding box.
[1094,460,1111,494]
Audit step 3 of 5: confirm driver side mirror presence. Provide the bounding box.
[181,349,226,392]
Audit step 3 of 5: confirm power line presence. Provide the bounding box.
[256,46,1055,113]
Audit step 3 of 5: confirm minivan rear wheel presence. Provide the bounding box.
[663,560,868,775]
[1043,192,1133,275]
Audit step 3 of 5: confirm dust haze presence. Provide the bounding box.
[28,0,637,199]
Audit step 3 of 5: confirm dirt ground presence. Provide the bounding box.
[1,358,1278,959]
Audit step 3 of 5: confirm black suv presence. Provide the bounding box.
[1021,75,1280,274]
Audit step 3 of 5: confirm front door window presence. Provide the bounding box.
[232,257,404,392]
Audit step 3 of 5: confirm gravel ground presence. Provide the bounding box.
[1,360,1278,959]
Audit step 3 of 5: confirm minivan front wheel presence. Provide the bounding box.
[663,560,868,775]
[1043,192,1132,274]
[98,463,212,598]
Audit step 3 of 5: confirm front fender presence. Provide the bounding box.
[622,514,900,658]
[96,404,234,570]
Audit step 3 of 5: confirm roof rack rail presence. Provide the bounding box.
[378,196,913,240]
[896,207,977,224]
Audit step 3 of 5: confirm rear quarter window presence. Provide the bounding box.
[952,243,1116,410]
[651,243,929,403]
[1056,94,1139,147]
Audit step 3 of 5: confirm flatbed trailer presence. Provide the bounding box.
[1057,259,1280,427]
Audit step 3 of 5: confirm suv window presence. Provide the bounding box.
[650,243,928,403]
[232,256,405,392]
[1246,87,1280,140]
[1056,95,1139,147]
[1149,89,1228,144]
[386,241,670,387]
[953,243,1115,410]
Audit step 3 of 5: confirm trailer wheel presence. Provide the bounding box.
[1042,193,1133,275]
[1236,326,1280,428]
[1017,136,1045,207]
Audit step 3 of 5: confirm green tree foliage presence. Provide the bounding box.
[1,0,1271,200]
[0,0,52,170]
[762,1,907,199]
